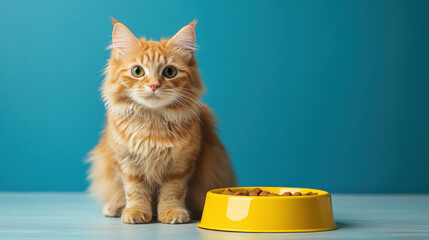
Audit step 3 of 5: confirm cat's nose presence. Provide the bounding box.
[149,84,160,91]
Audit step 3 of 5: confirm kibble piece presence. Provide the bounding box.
[249,188,263,196]
[221,187,234,195]
[234,190,249,196]
[259,191,271,196]
[219,187,319,197]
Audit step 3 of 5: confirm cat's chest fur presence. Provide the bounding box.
[108,112,195,183]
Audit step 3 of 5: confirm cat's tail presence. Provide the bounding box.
[86,131,125,216]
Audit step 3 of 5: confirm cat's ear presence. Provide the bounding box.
[111,18,140,60]
[167,20,197,60]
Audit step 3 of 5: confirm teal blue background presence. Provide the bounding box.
[0,0,428,193]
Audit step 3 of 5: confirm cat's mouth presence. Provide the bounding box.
[130,90,174,109]
[147,93,161,99]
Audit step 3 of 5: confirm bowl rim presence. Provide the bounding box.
[208,186,330,198]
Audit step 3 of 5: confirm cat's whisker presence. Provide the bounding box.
[176,95,198,109]
[165,89,204,108]
[166,88,205,99]
[176,90,204,107]
[176,94,203,109]
[171,92,199,109]
[174,89,204,96]
[163,88,204,96]
[178,101,199,123]
[175,97,202,123]
[173,99,192,120]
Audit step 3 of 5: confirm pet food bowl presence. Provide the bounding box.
[197,187,338,233]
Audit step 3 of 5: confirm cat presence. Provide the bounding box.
[87,18,237,224]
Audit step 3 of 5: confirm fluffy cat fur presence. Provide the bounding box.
[87,19,236,224]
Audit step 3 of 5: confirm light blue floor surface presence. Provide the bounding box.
[0,193,428,239]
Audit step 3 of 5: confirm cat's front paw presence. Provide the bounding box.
[158,208,190,224]
[121,208,152,224]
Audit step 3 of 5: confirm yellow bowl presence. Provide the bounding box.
[197,187,338,233]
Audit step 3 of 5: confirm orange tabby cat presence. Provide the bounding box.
[87,19,236,224]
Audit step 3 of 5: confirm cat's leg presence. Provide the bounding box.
[120,177,153,224]
[157,126,200,224]
[157,176,191,224]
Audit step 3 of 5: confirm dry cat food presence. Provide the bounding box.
[220,188,318,196]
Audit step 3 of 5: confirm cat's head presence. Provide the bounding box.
[102,19,203,119]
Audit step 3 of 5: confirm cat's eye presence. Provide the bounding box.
[163,66,177,78]
[131,66,144,77]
